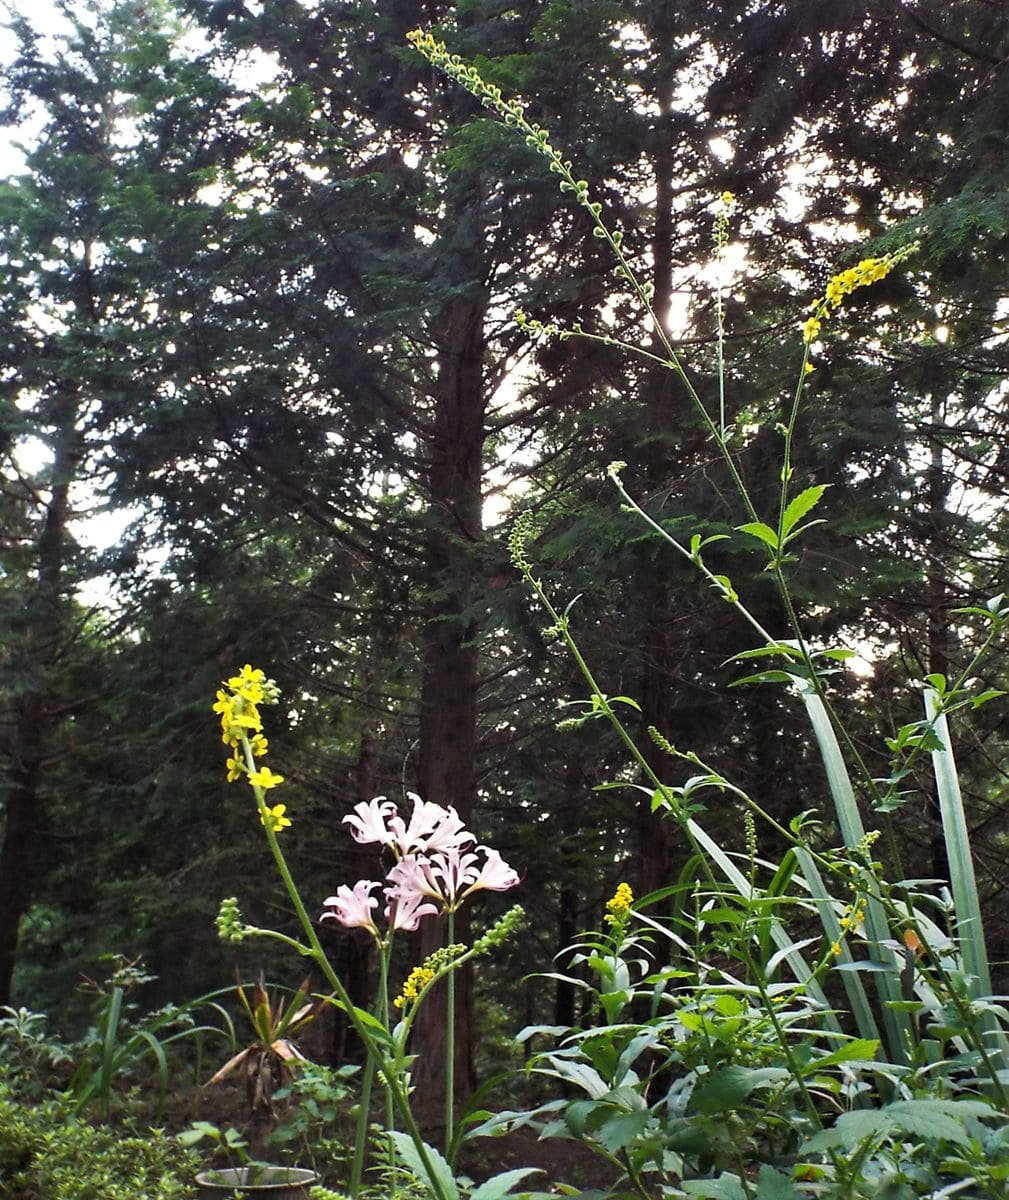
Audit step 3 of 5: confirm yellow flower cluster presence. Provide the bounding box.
[827,899,868,960]
[839,901,866,935]
[604,882,634,927]
[393,965,435,1010]
[260,803,292,833]
[213,664,268,746]
[824,257,892,308]
[802,241,918,345]
[213,665,288,830]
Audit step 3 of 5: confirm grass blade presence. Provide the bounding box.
[924,688,1009,1073]
[799,686,910,1063]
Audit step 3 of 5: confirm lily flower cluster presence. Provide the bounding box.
[321,794,520,943]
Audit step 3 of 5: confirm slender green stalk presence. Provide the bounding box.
[445,909,456,1152]
[350,1055,376,1198]
[742,947,824,1132]
[513,537,842,1025]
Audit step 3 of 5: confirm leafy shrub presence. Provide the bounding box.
[0,1077,197,1200]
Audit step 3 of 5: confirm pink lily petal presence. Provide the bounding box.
[386,854,440,901]
[321,880,381,937]
[460,847,520,899]
[387,794,475,857]
[342,797,397,848]
[385,888,440,932]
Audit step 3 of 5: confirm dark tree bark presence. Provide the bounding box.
[413,242,489,1120]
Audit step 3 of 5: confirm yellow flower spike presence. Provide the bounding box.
[720,190,735,207]
[260,803,291,833]
[227,664,266,704]
[248,766,285,791]
[230,708,262,732]
[394,965,436,1010]
[229,663,266,688]
[604,881,634,926]
[803,241,918,345]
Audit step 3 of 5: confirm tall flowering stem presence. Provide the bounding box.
[407,27,920,769]
[213,671,452,1200]
[445,908,456,1149]
[213,669,522,1187]
[335,805,520,1158]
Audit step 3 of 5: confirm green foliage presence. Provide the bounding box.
[0,1077,197,1200]
[0,1006,72,1100]
[412,26,1009,1198]
[268,1063,358,1182]
[64,957,236,1121]
[7,10,1009,1200]
[0,958,237,1123]
[476,895,1009,1197]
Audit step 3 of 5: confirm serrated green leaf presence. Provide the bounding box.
[736,521,780,550]
[806,1038,879,1070]
[597,1109,651,1154]
[681,1175,748,1200]
[469,1168,543,1200]
[690,1065,789,1114]
[731,642,804,661]
[697,906,746,926]
[387,1132,459,1200]
[801,1099,983,1154]
[781,484,827,537]
[730,669,798,687]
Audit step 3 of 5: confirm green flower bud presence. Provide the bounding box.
[215,897,248,943]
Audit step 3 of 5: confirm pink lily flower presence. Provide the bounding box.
[386,854,442,902]
[386,794,475,857]
[387,845,518,913]
[342,797,397,848]
[385,887,440,932]
[320,880,382,938]
[460,847,521,900]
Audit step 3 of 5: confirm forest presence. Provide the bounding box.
[3,2,1009,1198]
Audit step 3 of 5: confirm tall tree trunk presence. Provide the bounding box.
[635,61,679,902]
[412,251,488,1122]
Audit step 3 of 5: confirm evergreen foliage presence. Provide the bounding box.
[1,0,1009,1082]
